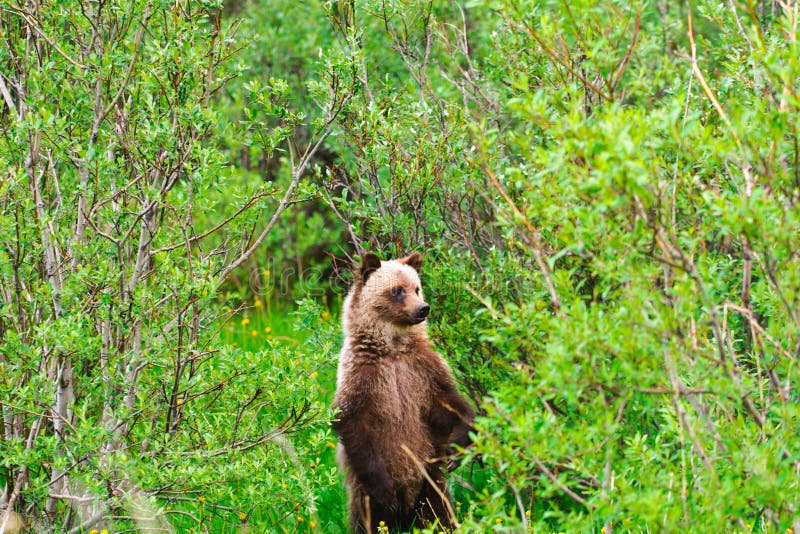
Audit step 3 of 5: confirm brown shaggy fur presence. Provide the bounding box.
[332,252,474,533]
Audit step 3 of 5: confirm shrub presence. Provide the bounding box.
[0,0,342,530]
[319,0,800,531]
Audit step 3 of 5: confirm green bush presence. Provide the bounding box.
[2,0,799,532]
[318,0,800,531]
[0,0,342,531]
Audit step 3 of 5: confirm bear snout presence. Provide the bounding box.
[416,304,430,319]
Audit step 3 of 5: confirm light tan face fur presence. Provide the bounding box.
[345,254,430,332]
[361,260,428,326]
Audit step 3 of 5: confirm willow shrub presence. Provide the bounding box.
[319,0,800,531]
[0,0,345,531]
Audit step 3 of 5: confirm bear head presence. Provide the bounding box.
[352,251,430,328]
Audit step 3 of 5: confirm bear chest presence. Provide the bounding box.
[375,358,433,419]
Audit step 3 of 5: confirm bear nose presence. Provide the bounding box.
[417,304,430,318]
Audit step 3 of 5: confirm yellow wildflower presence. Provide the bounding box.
[263,268,270,277]
[495,518,502,523]
[250,330,258,337]
[526,509,531,517]
[254,299,263,308]
[100,530,108,534]
[197,495,206,503]
[264,326,272,333]
[297,515,304,522]
[89,530,98,534]
[165,505,172,511]
[321,311,330,320]
[238,512,247,521]
[326,442,336,449]
[240,317,250,327]
[267,334,274,340]
[310,520,317,528]
[310,371,318,378]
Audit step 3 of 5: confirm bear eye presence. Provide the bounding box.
[391,286,405,297]
[415,287,420,295]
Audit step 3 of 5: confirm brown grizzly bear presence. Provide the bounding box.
[332,252,475,533]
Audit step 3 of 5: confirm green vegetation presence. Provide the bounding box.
[2,0,800,532]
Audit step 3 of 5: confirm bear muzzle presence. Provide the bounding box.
[409,304,430,323]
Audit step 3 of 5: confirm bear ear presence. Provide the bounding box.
[400,251,423,272]
[360,252,382,283]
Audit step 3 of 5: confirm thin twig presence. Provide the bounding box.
[6,7,87,69]
[687,11,743,151]
[478,162,561,314]
[399,444,458,528]
[217,90,348,282]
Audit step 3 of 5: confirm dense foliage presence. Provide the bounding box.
[2,0,799,532]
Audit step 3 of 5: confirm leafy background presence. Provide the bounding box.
[1,0,799,532]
